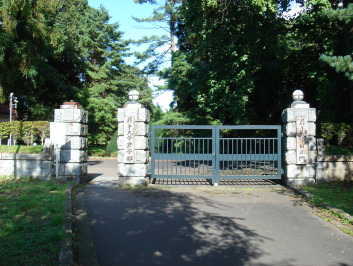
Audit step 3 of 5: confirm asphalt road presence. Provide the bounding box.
[88,158,117,178]
[73,160,353,266]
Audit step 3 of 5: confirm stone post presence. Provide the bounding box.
[282,90,317,186]
[117,90,149,185]
[50,101,88,181]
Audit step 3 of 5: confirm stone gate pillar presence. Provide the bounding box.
[282,90,317,186]
[117,90,150,185]
[50,101,88,181]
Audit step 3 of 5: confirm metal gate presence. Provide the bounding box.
[150,125,282,185]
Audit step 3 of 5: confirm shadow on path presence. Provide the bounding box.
[74,184,301,266]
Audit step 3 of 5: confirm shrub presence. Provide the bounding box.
[0,121,49,145]
[320,123,353,147]
[105,131,117,155]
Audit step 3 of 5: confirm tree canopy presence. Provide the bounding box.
[0,0,152,145]
[0,0,351,146]
[167,0,352,125]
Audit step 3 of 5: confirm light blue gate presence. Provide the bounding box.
[150,125,282,185]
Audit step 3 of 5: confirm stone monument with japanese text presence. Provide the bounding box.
[117,90,150,185]
[282,90,317,186]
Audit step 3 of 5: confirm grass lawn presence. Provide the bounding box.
[0,145,43,154]
[302,182,353,236]
[0,177,69,265]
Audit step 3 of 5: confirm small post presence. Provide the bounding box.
[9,92,13,123]
[55,144,60,179]
[8,93,18,146]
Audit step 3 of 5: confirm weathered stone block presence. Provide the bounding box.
[316,138,324,161]
[117,122,148,136]
[59,162,87,176]
[54,109,88,124]
[284,136,316,151]
[136,108,150,122]
[17,161,52,177]
[285,178,316,186]
[118,163,147,177]
[284,137,296,150]
[117,108,125,122]
[50,122,67,146]
[282,108,316,123]
[61,136,88,150]
[306,136,317,151]
[65,123,88,136]
[0,153,50,160]
[118,150,148,164]
[117,104,150,122]
[285,150,317,164]
[117,136,148,150]
[51,122,87,137]
[0,159,52,178]
[0,160,14,173]
[285,122,316,137]
[315,157,353,182]
[286,164,315,178]
[59,150,87,163]
[119,176,146,186]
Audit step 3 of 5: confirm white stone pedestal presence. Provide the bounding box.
[117,90,150,185]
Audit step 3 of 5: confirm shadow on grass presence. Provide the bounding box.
[0,178,67,266]
[74,185,297,266]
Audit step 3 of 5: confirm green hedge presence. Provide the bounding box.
[0,145,44,154]
[0,121,49,145]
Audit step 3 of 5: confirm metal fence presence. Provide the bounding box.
[150,125,282,185]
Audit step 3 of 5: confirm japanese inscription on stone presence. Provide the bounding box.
[296,116,309,164]
[124,115,135,163]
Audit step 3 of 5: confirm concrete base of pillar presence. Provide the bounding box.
[285,177,316,187]
[118,176,147,186]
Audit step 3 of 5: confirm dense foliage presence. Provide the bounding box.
[0,0,152,145]
[1,0,351,147]
[320,122,353,148]
[167,0,352,125]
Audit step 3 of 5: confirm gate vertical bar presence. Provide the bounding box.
[151,126,156,181]
[277,126,282,177]
[212,127,220,186]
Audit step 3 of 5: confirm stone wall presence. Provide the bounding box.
[0,101,88,180]
[0,153,52,179]
[316,139,353,182]
[316,155,353,182]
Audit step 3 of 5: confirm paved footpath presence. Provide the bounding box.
[73,160,353,266]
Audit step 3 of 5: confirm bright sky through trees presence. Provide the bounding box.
[88,0,173,111]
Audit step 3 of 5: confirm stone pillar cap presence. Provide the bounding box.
[128,90,140,103]
[292,90,304,101]
[291,90,310,108]
[60,100,81,109]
